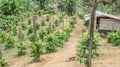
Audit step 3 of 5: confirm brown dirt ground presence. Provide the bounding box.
[6,19,120,67]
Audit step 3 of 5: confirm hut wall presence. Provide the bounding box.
[99,18,120,31]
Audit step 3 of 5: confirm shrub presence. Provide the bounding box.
[21,22,27,30]
[36,23,40,30]
[18,31,25,41]
[17,42,27,56]
[63,27,72,34]
[69,19,76,28]
[84,20,89,27]
[76,31,100,64]
[28,18,32,25]
[41,20,45,26]
[31,41,46,62]
[0,59,9,67]
[107,29,120,46]
[58,15,64,22]
[5,35,15,49]
[29,33,36,42]
[27,26,33,35]
[51,24,56,32]
[11,26,18,36]
[53,30,68,47]
[54,19,60,26]
[45,27,51,34]
[107,32,115,43]
[44,34,57,53]
[46,15,50,21]
[0,30,7,43]
[78,11,85,19]
[38,29,47,41]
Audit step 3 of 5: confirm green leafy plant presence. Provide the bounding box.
[54,19,60,27]
[44,34,57,53]
[36,23,40,30]
[29,33,36,42]
[76,31,100,64]
[17,42,27,56]
[107,29,120,46]
[31,41,46,62]
[107,32,115,43]
[5,35,15,49]
[63,27,72,34]
[27,26,33,35]
[21,22,27,30]
[41,20,45,26]
[0,30,7,43]
[46,15,50,21]
[11,26,18,36]
[28,18,32,25]
[69,19,76,28]
[0,59,9,67]
[38,29,47,41]
[53,30,68,47]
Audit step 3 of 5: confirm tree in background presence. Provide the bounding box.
[34,0,53,10]
[58,0,78,16]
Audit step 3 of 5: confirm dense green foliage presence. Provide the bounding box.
[0,59,9,67]
[38,29,47,41]
[35,0,53,10]
[5,35,15,49]
[35,23,40,30]
[11,26,18,36]
[107,29,120,46]
[46,15,50,21]
[76,31,100,64]
[0,30,7,43]
[27,26,33,35]
[29,33,36,42]
[79,0,120,15]
[17,42,27,56]
[41,20,45,26]
[58,0,78,16]
[53,30,68,47]
[44,34,57,53]
[28,18,32,25]
[31,41,46,62]
[21,22,27,30]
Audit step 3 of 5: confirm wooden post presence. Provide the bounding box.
[33,16,37,41]
[0,45,2,60]
[49,22,52,33]
[18,26,22,41]
[87,0,97,67]
[63,19,64,29]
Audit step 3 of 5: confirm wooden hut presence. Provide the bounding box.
[85,11,120,34]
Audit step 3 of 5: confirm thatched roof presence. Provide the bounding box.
[85,11,120,21]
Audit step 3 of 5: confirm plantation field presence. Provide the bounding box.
[1,0,120,67]
[2,18,120,67]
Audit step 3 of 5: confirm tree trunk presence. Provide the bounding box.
[33,16,37,41]
[87,0,97,67]
[0,45,2,60]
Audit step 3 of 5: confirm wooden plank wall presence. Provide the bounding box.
[99,18,120,30]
